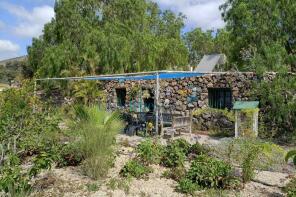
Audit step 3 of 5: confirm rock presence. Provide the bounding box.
[253,171,292,188]
[188,103,194,108]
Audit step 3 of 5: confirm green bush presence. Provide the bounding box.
[76,106,123,179]
[186,155,232,189]
[29,151,56,177]
[0,84,64,196]
[86,183,100,192]
[107,178,131,194]
[162,166,186,181]
[162,142,186,168]
[214,138,286,182]
[120,160,153,179]
[241,144,260,183]
[188,142,209,157]
[160,138,191,168]
[177,178,199,194]
[283,177,296,197]
[285,150,296,166]
[136,139,164,165]
[171,138,191,155]
[252,73,296,141]
[57,143,84,167]
[0,154,31,196]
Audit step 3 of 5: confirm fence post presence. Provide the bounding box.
[155,73,160,135]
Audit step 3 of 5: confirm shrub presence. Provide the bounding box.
[188,142,210,158]
[120,160,153,179]
[171,138,191,155]
[214,138,286,182]
[177,178,199,194]
[107,178,131,194]
[86,183,100,192]
[186,155,232,189]
[241,144,260,183]
[285,150,296,166]
[136,139,164,165]
[29,151,56,177]
[162,166,186,181]
[283,177,296,197]
[76,106,123,179]
[0,86,61,154]
[0,154,31,196]
[162,142,186,168]
[57,143,84,167]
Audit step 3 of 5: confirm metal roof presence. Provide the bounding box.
[195,54,226,73]
[233,101,259,110]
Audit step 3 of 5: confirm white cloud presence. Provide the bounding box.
[0,2,54,38]
[153,0,225,30]
[0,40,20,60]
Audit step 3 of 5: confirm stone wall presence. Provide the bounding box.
[103,72,257,116]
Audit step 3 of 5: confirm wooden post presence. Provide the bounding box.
[155,73,160,135]
[235,110,239,138]
[253,110,259,137]
[189,109,193,136]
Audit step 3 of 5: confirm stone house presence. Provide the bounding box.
[103,72,258,115]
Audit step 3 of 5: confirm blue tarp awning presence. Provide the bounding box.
[84,72,204,81]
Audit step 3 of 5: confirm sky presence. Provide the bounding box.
[0,0,225,61]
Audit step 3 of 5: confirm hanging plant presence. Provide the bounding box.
[130,85,141,99]
[142,90,151,99]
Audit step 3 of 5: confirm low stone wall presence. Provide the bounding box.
[104,72,257,116]
[192,110,235,134]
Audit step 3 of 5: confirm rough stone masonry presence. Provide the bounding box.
[104,72,258,114]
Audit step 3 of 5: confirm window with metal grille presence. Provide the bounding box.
[208,88,232,109]
[116,88,126,107]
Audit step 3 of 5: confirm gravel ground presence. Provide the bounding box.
[29,134,294,197]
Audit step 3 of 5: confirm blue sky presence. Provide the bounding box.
[0,0,224,60]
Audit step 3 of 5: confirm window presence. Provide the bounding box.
[142,88,155,112]
[116,88,126,107]
[208,88,232,109]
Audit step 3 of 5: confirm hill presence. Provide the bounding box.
[0,56,27,85]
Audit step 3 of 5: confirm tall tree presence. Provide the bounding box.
[184,28,215,66]
[27,0,188,78]
[220,0,296,72]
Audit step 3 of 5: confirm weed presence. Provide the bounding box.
[29,151,56,177]
[0,154,31,196]
[136,139,164,165]
[177,178,199,194]
[120,138,131,147]
[86,183,100,192]
[107,178,131,194]
[162,166,186,181]
[214,138,286,182]
[171,138,191,155]
[282,177,296,197]
[120,159,153,179]
[188,142,210,159]
[56,143,84,167]
[162,141,186,168]
[285,150,296,166]
[241,145,260,183]
[186,155,232,189]
[199,188,233,197]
